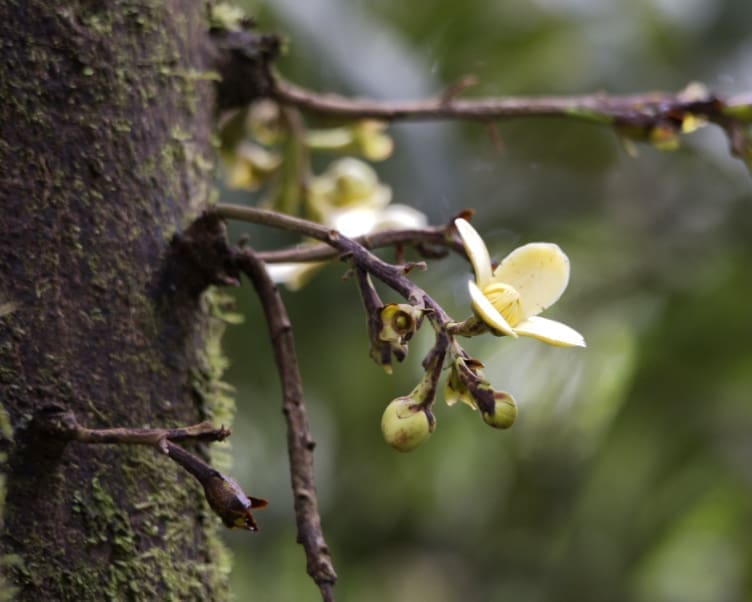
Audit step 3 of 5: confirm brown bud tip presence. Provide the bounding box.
[203,474,267,531]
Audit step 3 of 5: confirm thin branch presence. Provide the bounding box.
[273,76,747,126]
[256,226,463,263]
[233,246,337,602]
[216,203,328,239]
[214,203,455,327]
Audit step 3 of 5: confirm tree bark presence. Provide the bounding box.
[0,1,232,599]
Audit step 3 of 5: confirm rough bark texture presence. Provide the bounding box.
[0,1,233,599]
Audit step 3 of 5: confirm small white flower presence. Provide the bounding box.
[455,218,585,347]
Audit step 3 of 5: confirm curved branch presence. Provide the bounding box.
[232,246,337,602]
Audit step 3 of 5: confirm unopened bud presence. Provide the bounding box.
[381,396,435,452]
[481,392,517,429]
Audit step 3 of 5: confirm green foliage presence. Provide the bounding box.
[226,1,752,600]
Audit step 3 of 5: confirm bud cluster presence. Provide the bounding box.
[445,354,517,429]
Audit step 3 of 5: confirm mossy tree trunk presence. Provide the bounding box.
[0,1,235,599]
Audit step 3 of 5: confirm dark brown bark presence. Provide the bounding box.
[0,1,231,599]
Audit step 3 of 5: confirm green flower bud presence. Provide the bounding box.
[481,392,518,429]
[351,120,393,161]
[381,396,435,452]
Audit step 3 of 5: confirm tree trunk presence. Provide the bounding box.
[0,1,232,599]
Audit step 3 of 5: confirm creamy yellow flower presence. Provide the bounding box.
[266,159,427,290]
[455,218,585,347]
[307,157,391,223]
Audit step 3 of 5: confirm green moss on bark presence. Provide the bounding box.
[0,0,236,599]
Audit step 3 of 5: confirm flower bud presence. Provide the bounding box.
[481,392,518,429]
[351,120,393,161]
[307,158,392,221]
[381,396,435,452]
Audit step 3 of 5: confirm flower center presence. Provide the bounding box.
[482,282,523,326]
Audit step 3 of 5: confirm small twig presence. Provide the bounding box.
[233,247,337,602]
[71,419,230,451]
[36,408,267,531]
[439,74,479,104]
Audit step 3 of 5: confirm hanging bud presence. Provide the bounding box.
[480,392,518,429]
[381,396,435,452]
[202,472,269,531]
[165,442,268,531]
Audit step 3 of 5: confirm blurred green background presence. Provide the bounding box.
[219,1,752,600]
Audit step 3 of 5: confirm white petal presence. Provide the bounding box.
[468,280,517,338]
[513,316,586,347]
[265,262,324,291]
[492,243,570,319]
[455,219,492,286]
[328,208,380,237]
[372,204,428,231]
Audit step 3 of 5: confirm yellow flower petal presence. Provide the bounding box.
[468,280,517,338]
[491,243,570,320]
[512,316,586,347]
[455,218,492,287]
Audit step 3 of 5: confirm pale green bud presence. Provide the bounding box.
[379,303,421,345]
[481,392,517,429]
[381,396,435,452]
